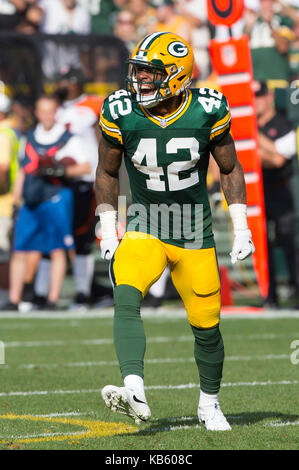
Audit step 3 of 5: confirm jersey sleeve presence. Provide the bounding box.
[209,92,231,143]
[98,96,124,148]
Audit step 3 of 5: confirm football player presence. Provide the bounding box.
[96,32,255,431]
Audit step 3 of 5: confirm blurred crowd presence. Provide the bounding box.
[0,0,299,310]
[0,0,298,81]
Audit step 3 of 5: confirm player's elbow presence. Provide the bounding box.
[220,159,237,175]
[96,165,119,182]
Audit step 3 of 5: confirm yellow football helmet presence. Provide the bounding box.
[127,32,194,108]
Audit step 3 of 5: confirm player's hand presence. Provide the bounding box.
[100,236,119,260]
[230,229,255,264]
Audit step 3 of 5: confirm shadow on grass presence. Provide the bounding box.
[134,411,299,435]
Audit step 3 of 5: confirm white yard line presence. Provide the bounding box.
[147,380,299,390]
[266,420,299,427]
[17,353,290,370]
[0,320,113,329]
[3,335,192,348]
[0,430,87,440]
[3,338,113,348]
[30,412,87,418]
[0,380,297,397]
[3,332,298,349]
[141,420,299,434]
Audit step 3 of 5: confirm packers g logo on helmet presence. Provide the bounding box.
[126,32,194,109]
[167,41,189,57]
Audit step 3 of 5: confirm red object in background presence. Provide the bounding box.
[207,0,244,27]
[220,265,234,305]
[59,156,77,166]
[77,95,103,117]
[209,36,269,299]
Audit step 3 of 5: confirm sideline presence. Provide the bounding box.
[0,307,299,320]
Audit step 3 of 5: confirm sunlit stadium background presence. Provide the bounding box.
[0,25,298,307]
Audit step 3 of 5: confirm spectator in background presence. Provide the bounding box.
[92,45,119,83]
[5,95,87,310]
[176,0,211,80]
[10,94,34,136]
[54,68,101,309]
[215,0,260,41]
[12,0,42,34]
[151,0,192,44]
[276,1,299,80]
[288,16,299,80]
[111,0,130,26]
[277,0,299,25]
[255,81,299,308]
[39,0,90,34]
[245,0,294,82]
[0,92,35,304]
[46,67,112,309]
[5,97,78,310]
[80,0,118,35]
[113,9,139,55]
[128,0,157,41]
[0,0,26,30]
[0,93,19,256]
[38,0,91,79]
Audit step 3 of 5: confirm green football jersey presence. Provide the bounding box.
[99,87,231,249]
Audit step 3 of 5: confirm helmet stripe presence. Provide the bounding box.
[135,31,170,59]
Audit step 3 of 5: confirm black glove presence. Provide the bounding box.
[39,163,66,178]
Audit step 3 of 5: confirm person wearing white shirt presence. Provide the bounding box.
[38,0,91,79]
[53,67,105,309]
[6,94,91,311]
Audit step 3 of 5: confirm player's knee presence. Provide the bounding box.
[187,291,221,328]
[114,284,143,317]
[191,323,223,350]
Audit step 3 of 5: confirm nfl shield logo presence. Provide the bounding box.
[160,119,167,128]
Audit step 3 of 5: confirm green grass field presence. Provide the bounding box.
[0,307,298,451]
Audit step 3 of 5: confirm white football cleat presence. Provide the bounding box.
[198,403,231,431]
[101,385,151,424]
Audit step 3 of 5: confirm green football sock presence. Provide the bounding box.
[113,284,145,380]
[191,323,224,395]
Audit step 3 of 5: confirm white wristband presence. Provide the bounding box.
[228,204,248,232]
[99,210,117,239]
